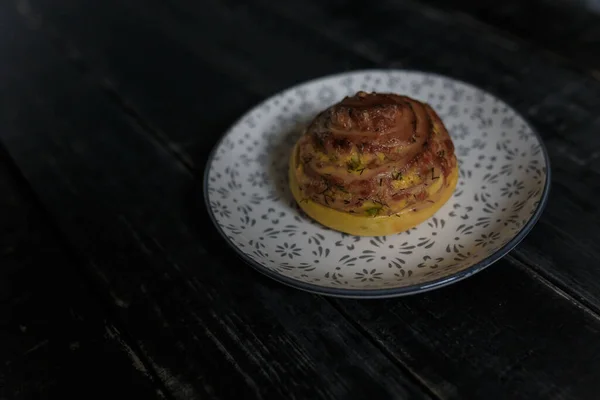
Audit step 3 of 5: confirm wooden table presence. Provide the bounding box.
[1,0,600,398]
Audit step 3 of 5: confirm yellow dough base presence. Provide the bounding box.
[289,148,459,237]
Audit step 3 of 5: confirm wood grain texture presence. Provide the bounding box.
[0,3,435,400]
[26,0,600,309]
[416,0,600,72]
[331,258,600,400]
[7,0,600,399]
[0,152,165,399]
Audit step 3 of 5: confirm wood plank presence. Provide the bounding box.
[7,0,600,399]
[0,151,165,398]
[23,0,600,312]
[334,256,600,400]
[22,0,372,161]
[416,0,600,72]
[0,155,28,303]
[0,3,436,400]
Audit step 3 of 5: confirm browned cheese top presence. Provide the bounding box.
[293,91,457,216]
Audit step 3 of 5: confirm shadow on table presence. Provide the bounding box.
[266,120,306,212]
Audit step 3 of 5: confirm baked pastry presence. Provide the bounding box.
[288,91,458,236]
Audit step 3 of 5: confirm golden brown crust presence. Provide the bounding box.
[293,91,457,217]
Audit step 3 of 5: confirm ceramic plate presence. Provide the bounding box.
[204,70,550,298]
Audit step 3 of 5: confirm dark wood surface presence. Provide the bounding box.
[1,0,599,399]
[0,147,165,398]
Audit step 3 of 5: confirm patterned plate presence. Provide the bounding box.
[204,70,550,298]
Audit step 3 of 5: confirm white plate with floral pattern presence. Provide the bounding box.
[204,70,550,298]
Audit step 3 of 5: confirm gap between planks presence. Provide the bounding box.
[443,7,600,82]
[245,0,600,84]
[0,140,178,400]
[508,253,600,325]
[325,297,446,399]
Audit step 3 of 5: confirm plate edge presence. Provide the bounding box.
[201,69,553,298]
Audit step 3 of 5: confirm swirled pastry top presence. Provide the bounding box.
[292,91,457,217]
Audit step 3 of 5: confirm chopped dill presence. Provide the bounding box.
[365,207,382,217]
[346,156,362,172]
[392,170,403,180]
[335,184,348,193]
